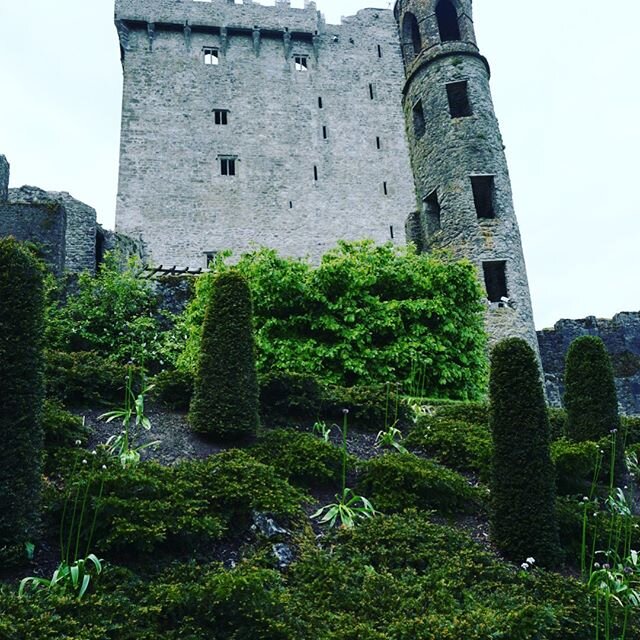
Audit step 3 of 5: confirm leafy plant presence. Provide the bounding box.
[312,420,334,442]
[375,425,408,454]
[99,367,158,469]
[312,411,377,528]
[178,242,488,398]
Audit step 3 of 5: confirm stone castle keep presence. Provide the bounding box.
[113,0,537,349]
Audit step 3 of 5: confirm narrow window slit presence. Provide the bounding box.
[471,175,496,219]
[483,261,508,303]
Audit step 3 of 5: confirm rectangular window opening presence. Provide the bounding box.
[318,96,323,109]
[220,158,236,176]
[383,182,388,196]
[376,136,381,150]
[213,109,228,125]
[483,261,508,303]
[377,44,382,58]
[203,251,218,268]
[423,190,441,236]
[313,165,318,181]
[413,100,426,139]
[322,126,328,139]
[203,47,219,65]
[289,201,293,209]
[471,175,496,218]
[369,83,375,100]
[389,225,394,239]
[446,81,473,118]
[294,55,309,71]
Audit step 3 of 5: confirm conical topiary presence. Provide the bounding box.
[489,338,560,567]
[0,237,45,564]
[189,270,259,439]
[564,336,620,442]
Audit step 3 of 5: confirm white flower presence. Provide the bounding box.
[91,450,97,456]
[521,562,530,570]
[75,439,82,446]
[82,459,88,465]
[526,557,535,565]
[101,465,107,470]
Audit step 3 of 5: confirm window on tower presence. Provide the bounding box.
[471,175,496,219]
[483,261,508,303]
[203,47,219,65]
[436,1,462,42]
[294,55,309,71]
[423,190,441,235]
[220,157,237,176]
[413,100,426,139]
[213,109,229,125]
[446,81,473,118]
[401,12,422,63]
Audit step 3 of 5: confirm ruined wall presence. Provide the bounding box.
[538,313,640,415]
[0,156,9,202]
[114,0,416,267]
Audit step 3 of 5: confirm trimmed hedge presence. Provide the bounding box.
[489,338,560,567]
[0,238,46,564]
[564,336,620,442]
[189,271,260,439]
[357,453,483,514]
[248,429,353,488]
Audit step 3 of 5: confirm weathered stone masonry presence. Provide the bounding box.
[114,0,416,267]
[114,0,539,352]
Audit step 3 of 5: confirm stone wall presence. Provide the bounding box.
[538,313,640,416]
[114,0,416,267]
[0,155,9,202]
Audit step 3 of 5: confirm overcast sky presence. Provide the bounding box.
[1,1,638,329]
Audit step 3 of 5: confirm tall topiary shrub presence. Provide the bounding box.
[489,338,560,567]
[189,270,259,439]
[0,238,46,564]
[564,336,620,442]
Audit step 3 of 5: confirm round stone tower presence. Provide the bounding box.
[395,0,538,352]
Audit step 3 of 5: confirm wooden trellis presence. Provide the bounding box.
[141,265,207,279]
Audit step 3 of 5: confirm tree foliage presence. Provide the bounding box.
[0,237,46,562]
[564,336,620,442]
[178,242,487,399]
[489,338,560,567]
[189,270,260,439]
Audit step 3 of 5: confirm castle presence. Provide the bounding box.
[113,0,537,349]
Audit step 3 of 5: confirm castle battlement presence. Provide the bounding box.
[115,0,323,38]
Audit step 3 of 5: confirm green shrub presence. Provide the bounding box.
[564,336,620,442]
[41,399,86,449]
[178,242,488,398]
[622,414,640,446]
[151,368,193,411]
[45,350,134,405]
[489,338,560,567]
[259,372,325,424]
[357,454,483,514]
[0,237,46,564]
[248,429,353,488]
[548,407,568,441]
[405,416,493,480]
[431,401,489,425]
[551,437,602,494]
[46,450,306,557]
[189,270,260,439]
[45,253,175,369]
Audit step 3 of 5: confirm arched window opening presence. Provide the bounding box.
[436,0,461,42]
[402,12,422,62]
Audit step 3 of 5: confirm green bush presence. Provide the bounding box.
[248,429,352,488]
[548,408,568,441]
[151,368,193,411]
[564,336,620,442]
[357,453,483,514]
[405,416,493,480]
[489,338,560,567]
[45,253,174,369]
[189,271,260,439]
[46,450,307,557]
[41,399,87,473]
[259,372,326,424]
[430,401,489,425]
[178,242,488,398]
[0,237,46,564]
[551,437,602,494]
[45,349,134,405]
[622,414,640,446]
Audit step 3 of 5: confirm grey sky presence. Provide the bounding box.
[0,1,638,329]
